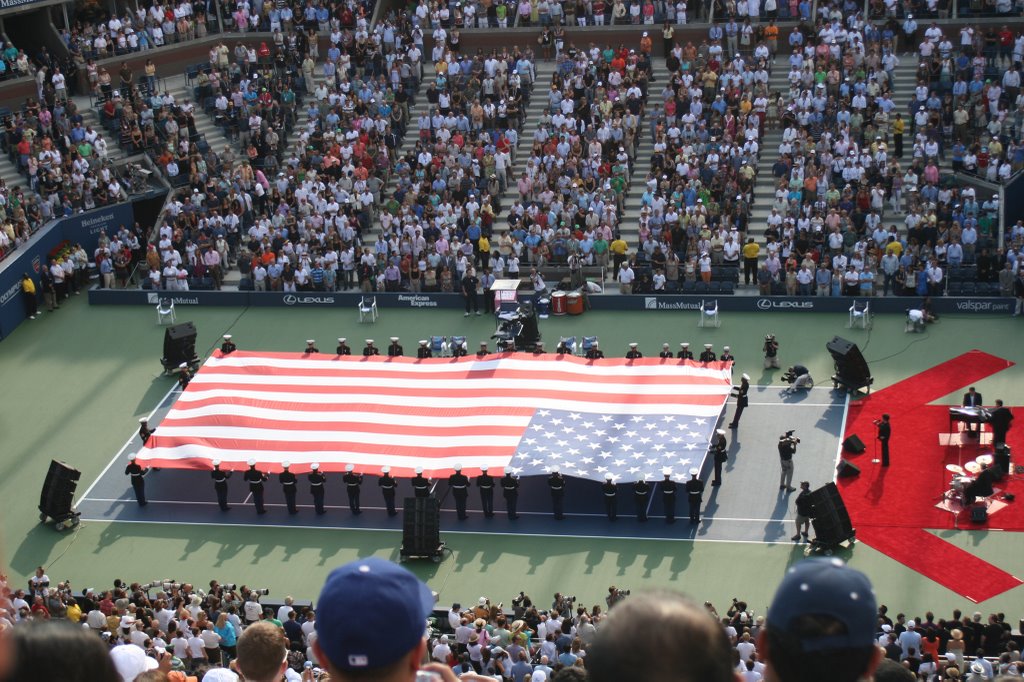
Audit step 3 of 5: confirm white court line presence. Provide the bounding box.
[76,384,180,505]
[832,392,852,481]
[66,517,800,546]
[748,402,843,407]
[80,499,789,523]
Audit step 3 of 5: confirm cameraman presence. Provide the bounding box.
[606,586,629,609]
[783,364,812,393]
[763,334,780,369]
[778,431,799,492]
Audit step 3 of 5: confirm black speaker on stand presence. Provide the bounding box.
[842,434,866,454]
[827,336,874,394]
[808,482,856,549]
[162,322,199,372]
[400,497,445,562]
[38,460,82,531]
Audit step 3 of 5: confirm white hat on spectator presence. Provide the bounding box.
[202,670,240,682]
[110,644,158,682]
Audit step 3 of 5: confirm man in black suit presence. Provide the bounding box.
[989,399,1013,447]
[876,414,892,467]
[963,387,984,435]
[548,468,566,519]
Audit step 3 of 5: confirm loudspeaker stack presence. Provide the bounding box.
[808,482,855,546]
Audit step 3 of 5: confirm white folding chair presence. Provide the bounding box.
[558,336,577,355]
[449,335,468,356]
[698,299,720,328]
[156,298,176,325]
[848,301,871,329]
[358,296,378,323]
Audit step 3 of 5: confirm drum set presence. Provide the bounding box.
[944,454,995,502]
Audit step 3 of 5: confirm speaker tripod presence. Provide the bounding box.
[872,436,880,465]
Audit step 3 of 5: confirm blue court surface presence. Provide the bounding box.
[76,386,848,544]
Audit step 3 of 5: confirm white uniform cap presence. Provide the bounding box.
[212,460,222,467]
[662,467,672,476]
[605,473,614,480]
[689,468,699,476]
[480,341,488,347]
[311,462,320,471]
[282,461,291,468]
[128,452,137,461]
[454,463,463,471]
[552,466,560,473]
[338,337,347,343]
[629,343,638,348]
[179,362,188,368]
[138,417,148,423]
[366,339,374,344]
[247,459,257,466]
[415,466,424,474]
[390,337,399,342]
[682,343,690,348]
[345,464,355,472]
[306,339,315,344]
[716,429,726,436]
[419,340,428,345]
[723,346,730,351]
[481,466,488,472]
[663,343,670,348]
[223,334,232,340]
[742,373,750,381]
[704,343,712,349]
[381,466,391,473]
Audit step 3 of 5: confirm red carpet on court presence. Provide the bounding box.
[838,350,1024,602]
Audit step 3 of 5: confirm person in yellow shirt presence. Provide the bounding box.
[884,237,903,258]
[65,597,82,623]
[741,238,760,285]
[22,273,38,320]
[610,236,628,272]
[477,235,490,269]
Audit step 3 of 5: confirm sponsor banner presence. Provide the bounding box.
[86,289,1016,316]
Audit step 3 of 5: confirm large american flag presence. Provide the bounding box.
[140,351,734,481]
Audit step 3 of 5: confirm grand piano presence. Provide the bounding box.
[949,406,992,432]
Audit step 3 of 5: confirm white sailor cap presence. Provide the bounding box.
[663,343,670,348]
[663,468,672,476]
[338,337,347,343]
[552,466,560,473]
[382,465,391,473]
[128,452,137,461]
[704,343,713,349]
[681,342,690,347]
[716,429,726,436]
[690,468,699,476]
[223,334,232,340]
[390,337,399,342]
[282,461,291,468]
[311,462,320,471]
[605,473,614,480]
[179,362,188,369]
[366,339,375,344]
[723,346,731,351]
[419,339,428,345]
[454,463,463,471]
[345,464,355,472]
[306,339,316,344]
[247,459,257,466]
[415,466,424,474]
[629,343,638,348]
[212,460,222,467]
[138,417,148,423]
[742,373,750,381]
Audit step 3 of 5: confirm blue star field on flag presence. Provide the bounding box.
[507,409,715,482]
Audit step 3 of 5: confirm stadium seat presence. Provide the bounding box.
[698,300,720,328]
[721,281,735,295]
[430,336,447,356]
[848,301,871,329]
[156,298,176,325]
[448,336,467,355]
[682,280,696,293]
[358,296,378,323]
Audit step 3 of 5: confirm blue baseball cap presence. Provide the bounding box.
[316,557,434,670]
[767,558,877,653]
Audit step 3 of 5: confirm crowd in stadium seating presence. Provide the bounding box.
[4,563,1024,682]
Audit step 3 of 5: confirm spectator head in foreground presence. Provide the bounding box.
[236,621,288,682]
[760,558,882,682]
[314,557,435,681]
[4,620,119,682]
[586,590,739,682]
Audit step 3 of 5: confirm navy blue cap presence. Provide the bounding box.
[767,558,877,653]
[316,557,434,670]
